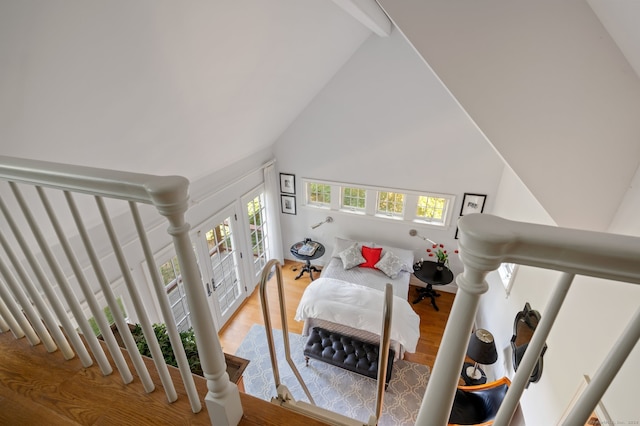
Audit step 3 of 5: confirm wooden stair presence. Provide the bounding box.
[0,330,329,425]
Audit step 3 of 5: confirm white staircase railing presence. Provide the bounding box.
[0,155,242,425]
[418,213,640,425]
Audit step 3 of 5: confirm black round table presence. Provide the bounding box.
[412,261,454,311]
[290,240,325,280]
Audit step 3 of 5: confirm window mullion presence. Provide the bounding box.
[330,184,340,210]
[365,189,376,215]
[405,194,419,220]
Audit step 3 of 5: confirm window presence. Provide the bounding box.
[416,195,448,224]
[246,192,269,275]
[341,187,366,212]
[376,191,405,218]
[301,178,455,228]
[159,255,192,332]
[307,182,331,206]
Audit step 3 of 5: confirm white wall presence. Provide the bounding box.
[0,0,370,182]
[477,165,640,424]
[379,0,640,232]
[274,29,505,280]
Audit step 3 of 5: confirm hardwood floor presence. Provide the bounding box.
[220,259,456,368]
[0,259,454,425]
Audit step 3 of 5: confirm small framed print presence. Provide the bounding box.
[460,193,487,216]
[280,173,296,194]
[281,195,296,215]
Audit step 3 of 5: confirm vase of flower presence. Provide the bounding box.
[426,243,459,270]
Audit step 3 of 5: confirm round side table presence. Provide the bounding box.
[412,261,454,311]
[290,240,325,280]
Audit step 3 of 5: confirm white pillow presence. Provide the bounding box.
[339,243,366,270]
[331,237,359,258]
[375,251,405,278]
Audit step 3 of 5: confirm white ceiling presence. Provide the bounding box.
[0,1,370,181]
[377,0,640,231]
[588,0,640,80]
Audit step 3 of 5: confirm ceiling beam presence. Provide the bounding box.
[332,0,392,37]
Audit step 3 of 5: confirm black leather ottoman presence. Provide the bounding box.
[303,327,395,387]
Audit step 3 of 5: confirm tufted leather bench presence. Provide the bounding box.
[303,327,394,387]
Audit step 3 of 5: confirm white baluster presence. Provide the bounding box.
[416,266,486,425]
[95,196,167,396]
[563,307,640,425]
[10,182,108,372]
[37,187,133,383]
[0,225,74,358]
[65,191,145,386]
[0,285,25,339]
[0,309,9,332]
[131,201,199,411]
[495,273,574,425]
[1,195,86,362]
[0,256,51,348]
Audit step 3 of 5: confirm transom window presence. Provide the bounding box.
[301,178,455,229]
[307,182,331,206]
[416,195,447,223]
[341,187,366,212]
[377,191,404,218]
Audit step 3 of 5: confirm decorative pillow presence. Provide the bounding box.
[360,246,383,268]
[339,243,366,270]
[375,251,405,279]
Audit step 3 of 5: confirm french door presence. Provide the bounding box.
[193,204,246,329]
[242,186,270,290]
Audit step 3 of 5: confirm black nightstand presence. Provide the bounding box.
[290,240,325,280]
[412,261,454,311]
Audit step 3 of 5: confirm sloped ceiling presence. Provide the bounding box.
[378,0,640,231]
[0,1,370,182]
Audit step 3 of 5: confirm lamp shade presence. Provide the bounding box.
[467,329,498,365]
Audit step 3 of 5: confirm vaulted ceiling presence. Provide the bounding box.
[2,1,639,231]
[0,1,370,181]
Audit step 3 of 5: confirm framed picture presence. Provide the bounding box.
[280,173,296,194]
[460,193,487,216]
[281,195,296,215]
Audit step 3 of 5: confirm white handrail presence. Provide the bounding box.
[418,213,640,425]
[0,155,242,425]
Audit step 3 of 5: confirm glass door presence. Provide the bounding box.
[193,204,246,328]
[242,186,270,287]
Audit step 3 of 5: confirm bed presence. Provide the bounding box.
[294,237,419,359]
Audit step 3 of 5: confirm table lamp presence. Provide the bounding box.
[466,329,498,381]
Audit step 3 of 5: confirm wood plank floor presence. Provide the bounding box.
[0,259,454,425]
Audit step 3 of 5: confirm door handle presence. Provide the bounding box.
[206,281,212,296]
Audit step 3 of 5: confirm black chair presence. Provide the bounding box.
[448,377,511,426]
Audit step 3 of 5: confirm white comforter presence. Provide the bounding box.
[294,277,420,353]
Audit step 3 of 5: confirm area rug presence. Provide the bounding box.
[235,324,430,425]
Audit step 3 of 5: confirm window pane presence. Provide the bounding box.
[376,191,404,217]
[342,187,366,211]
[307,182,331,205]
[416,195,447,223]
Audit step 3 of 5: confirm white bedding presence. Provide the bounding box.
[294,277,420,353]
[321,257,410,298]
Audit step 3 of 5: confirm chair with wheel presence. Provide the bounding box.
[448,377,511,426]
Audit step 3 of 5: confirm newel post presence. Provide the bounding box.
[147,177,243,426]
[415,214,506,425]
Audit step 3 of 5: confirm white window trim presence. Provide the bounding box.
[301,178,456,229]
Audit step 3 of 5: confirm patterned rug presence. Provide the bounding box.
[235,324,430,425]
